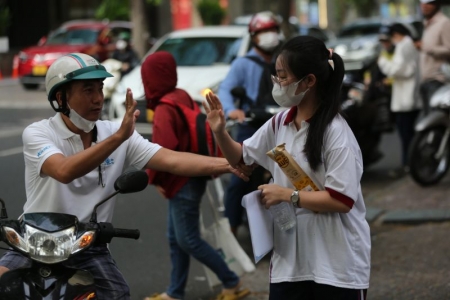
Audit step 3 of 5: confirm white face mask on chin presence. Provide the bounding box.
[272,77,309,108]
[68,106,96,133]
[257,32,280,51]
[116,40,127,50]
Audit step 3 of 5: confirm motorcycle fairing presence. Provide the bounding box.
[415,110,448,132]
[22,212,78,233]
[0,264,96,299]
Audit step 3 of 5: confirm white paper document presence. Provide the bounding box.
[241,190,274,263]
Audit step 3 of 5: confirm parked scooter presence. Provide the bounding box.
[408,63,450,186]
[340,75,384,168]
[0,169,148,299]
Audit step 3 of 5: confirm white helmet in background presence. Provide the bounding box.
[45,53,113,112]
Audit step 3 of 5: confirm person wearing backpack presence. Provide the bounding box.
[141,51,250,300]
[217,11,282,236]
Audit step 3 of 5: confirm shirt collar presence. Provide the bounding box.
[283,107,311,125]
[425,11,444,27]
[51,113,77,140]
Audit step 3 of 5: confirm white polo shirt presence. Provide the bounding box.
[242,108,371,289]
[22,113,161,223]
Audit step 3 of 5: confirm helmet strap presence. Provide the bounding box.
[60,91,70,117]
[50,88,70,116]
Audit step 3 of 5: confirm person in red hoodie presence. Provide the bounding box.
[141,51,250,300]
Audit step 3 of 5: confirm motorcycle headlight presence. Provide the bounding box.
[3,225,96,264]
[26,225,75,264]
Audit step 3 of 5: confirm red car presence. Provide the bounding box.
[18,19,132,90]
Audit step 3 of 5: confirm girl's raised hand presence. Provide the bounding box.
[203,91,226,134]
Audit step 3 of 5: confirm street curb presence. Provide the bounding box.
[366,207,385,223]
[364,174,450,225]
[381,209,450,224]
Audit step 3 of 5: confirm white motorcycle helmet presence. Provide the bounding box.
[45,53,113,112]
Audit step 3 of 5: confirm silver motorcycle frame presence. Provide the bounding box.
[415,84,450,160]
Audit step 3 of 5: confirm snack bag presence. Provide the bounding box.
[267,143,319,192]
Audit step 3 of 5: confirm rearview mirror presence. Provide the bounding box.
[114,169,148,194]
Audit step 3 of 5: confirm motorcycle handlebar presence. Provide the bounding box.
[96,222,140,243]
[113,228,140,240]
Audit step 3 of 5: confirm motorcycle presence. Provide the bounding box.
[340,75,385,168]
[0,169,148,299]
[408,63,450,186]
[101,58,123,120]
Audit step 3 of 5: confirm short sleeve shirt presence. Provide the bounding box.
[242,109,371,289]
[22,113,161,223]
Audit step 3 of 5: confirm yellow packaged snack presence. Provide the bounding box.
[267,143,319,192]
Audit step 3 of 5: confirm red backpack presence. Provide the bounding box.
[158,97,222,158]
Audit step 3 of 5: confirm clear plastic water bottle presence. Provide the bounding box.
[269,201,296,231]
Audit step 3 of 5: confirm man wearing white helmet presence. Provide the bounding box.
[0,53,251,299]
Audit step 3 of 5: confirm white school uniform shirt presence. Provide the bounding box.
[242,108,371,289]
[22,113,161,223]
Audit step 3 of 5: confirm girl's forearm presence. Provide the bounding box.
[214,129,243,166]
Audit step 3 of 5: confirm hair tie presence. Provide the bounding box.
[328,48,334,70]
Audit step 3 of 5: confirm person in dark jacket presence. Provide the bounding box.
[112,32,140,77]
[141,51,250,300]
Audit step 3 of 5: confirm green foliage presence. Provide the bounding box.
[146,0,162,5]
[197,0,226,25]
[95,0,130,21]
[95,0,162,22]
[346,0,377,18]
[0,6,10,36]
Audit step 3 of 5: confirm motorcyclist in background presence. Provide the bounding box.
[217,11,282,236]
[112,31,140,77]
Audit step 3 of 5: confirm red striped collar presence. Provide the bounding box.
[283,107,311,125]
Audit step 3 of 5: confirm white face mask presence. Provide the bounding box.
[116,40,127,50]
[257,32,280,51]
[68,106,96,133]
[272,77,309,108]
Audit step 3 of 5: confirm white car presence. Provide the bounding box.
[108,25,251,133]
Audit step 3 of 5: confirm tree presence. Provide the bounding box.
[0,2,10,36]
[96,0,163,59]
[94,0,129,21]
[197,0,226,25]
[278,0,294,40]
[130,0,150,58]
[345,0,378,18]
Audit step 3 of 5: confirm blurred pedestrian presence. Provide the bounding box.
[217,11,282,236]
[363,24,395,133]
[378,23,422,178]
[141,51,250,300]
[418,0,450,114]
[205,35,370,300]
